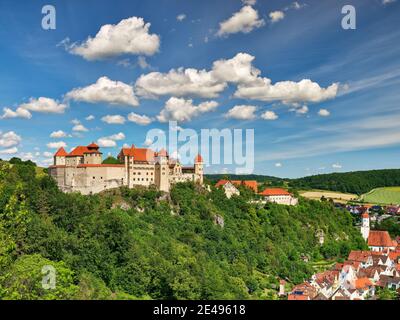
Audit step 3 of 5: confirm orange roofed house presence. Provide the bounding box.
[49,143,203,194]
[259,188,298,206]
[215,179,258,198]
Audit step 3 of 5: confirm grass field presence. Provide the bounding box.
[360,187,400,205]
[299,190,357,203]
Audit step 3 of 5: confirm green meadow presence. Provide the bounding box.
[360,187,400,205]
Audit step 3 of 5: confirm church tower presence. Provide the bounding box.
[360,212,370,241]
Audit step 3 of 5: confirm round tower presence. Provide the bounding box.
[155,149,170,192]
[360,212,370,241]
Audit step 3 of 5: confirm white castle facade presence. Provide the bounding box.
[49,143,204,194]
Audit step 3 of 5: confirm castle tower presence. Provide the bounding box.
[360,212,370,241]
[84,142,102,164]
[54,147,67,165]
[155,149,170,192]
[194,154,204,184]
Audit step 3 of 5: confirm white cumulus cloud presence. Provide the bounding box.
[50,130,68,138]
[0,131,21,148]
[85,115,95,121]
[157,97,218,123]
[127,112,153,125]
[47,141,67,149]
[177,14,186,21]
[68,17,160,60]
[0,147,18,155]
[225,105,257,120]
[269,11,285,23]
[216,6,265,37]
[1,107,32,119]
[19,97,67,114]
[318,109,330,117]
[261,110,278,120]
[66,76,139,107]
[101,114,126,124]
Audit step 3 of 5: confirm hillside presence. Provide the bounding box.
[290,169,400,195]
[360,187,400,205]
[0,160,366,300]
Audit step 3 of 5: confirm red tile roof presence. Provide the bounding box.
[67,145,102,157]
[288,294,309,300]
[355,277,373,289]
[259,188,290,196]
[195,154,203,163]
[120,146,155,163]
[54,147,67,157]
[368,231,397,248]
[87,142,99,149]
[215,180,258,193]
[361,212,369,219]
[348,251,372,263]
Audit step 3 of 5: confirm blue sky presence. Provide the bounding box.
[0,0,399,178]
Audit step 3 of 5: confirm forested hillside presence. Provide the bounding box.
[0,160,366,300]
[290,169,400,195]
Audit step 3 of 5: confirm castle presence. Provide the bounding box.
[48,143,203,194]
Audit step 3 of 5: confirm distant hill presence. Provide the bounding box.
[207,169,400,196]
[290,169,400,195]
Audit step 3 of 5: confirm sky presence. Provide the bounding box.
[0,0,399,178]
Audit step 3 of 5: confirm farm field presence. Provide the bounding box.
[299,190,357,203]
[360,187,400,205]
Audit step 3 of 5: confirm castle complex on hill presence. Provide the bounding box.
[49,143,204,194]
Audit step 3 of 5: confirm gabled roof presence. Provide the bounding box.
[259,188,290,196]
[368,230,397,247]
[195,154,203,163]
[54,147,67,157]
[119,146,156,163]
[67,143,102,157]
[348,251,372,263]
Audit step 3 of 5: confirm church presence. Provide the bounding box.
[48,142,204,194]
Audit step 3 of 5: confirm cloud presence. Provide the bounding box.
[108,132,125,141]
[269,11,285,23]
[216,6,265,37]
[225,105,257,120]
[43,151,53,157]
[135,67,226,99]
[242,0,256,5]
[0,147,18,155]
[318,109,330,117]
[382,0,396,4]
[0,131,21,147]
[135,53,257,99]
[143,138,153,146]
[127,112,153,125]
[47,141,67,149]
[66,76,139,107]
[136,52,338,104]
[290,105,309,114]
[157,97,218,122]
[275,162,282,167]
[137,56,150,69]
[67,17,160,60]
[50,130,68,138]
[261,110,278,120]
[97,138,117,148]
[19,97,67,114]
[101,114,126,124]
[177,14,186,21]
[72,123,89,132]
[1,107,32,119]
[332,163,342,169]
[85,115,95,121]
[235,78,339,103]
[97,132,125,148]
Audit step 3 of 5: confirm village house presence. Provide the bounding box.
[215,180,258,198]
[259,188,298,206]
[49,143,204,194]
